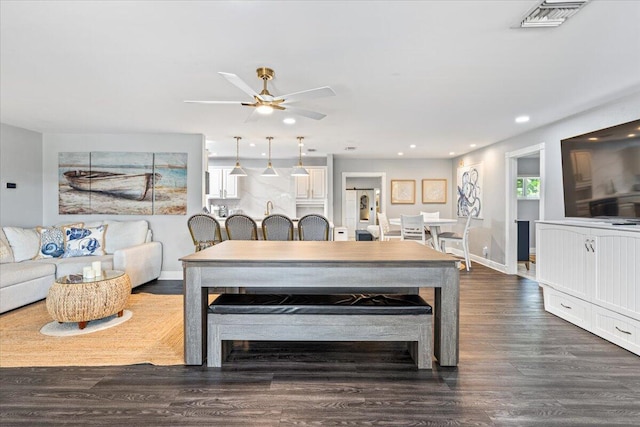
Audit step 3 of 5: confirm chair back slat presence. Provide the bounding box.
[400,214,426,244]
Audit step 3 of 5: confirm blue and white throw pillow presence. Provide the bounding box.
[62,225,107,258]
[36,223,83,259]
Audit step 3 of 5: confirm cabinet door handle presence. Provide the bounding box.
[615,326,632,335]
[584,241,590,252]
[560,303,572,309]
[589,240,595,252]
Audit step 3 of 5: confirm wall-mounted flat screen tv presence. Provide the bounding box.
[561,119,640,220]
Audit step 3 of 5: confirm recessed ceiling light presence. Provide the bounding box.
[344,146,357,151]
[409,144,416,149]
[449,152,455,155]
[628,134,636,138]
[250,143,256,147]
[470,144,477,147]
[515,116,530,123]
[302,153,307,156]
[283,117,296,125]
[398,152,404,156]
[588,137,599,141]
[261,152,266,156]
[206,140,216,144]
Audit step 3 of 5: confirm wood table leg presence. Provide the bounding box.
[78,321,87,330]
[434,265,459,366]
[184,266,207,365]
[117,310,124,317]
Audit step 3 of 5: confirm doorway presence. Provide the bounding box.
[341,172,386,239]
[505,143,545,277]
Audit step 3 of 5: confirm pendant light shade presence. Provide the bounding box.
[261,137,278,176]
[228,136,247,176]
[291,136,309,176]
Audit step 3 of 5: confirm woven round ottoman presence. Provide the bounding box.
[46,270,132,330]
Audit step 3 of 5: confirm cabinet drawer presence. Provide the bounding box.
[543,287,591,330]
[592,306,640,355]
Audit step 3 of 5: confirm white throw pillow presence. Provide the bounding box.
[104,220,149,253]
[62,225,107,258]
[2,227,40,262]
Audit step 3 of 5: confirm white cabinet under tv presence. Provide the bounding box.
[537,220,640,355]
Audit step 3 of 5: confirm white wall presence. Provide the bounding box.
[0,123,43,227]
[454,91,640,266]
[332,158,455,226]
[42,133,205,277]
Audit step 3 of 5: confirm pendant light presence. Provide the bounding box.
[291,136,309,176]
[261,136,278,176]
[228,136,247,176]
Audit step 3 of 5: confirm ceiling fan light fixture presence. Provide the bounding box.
[228,137,247,176]
[291,136,309,177]
[256,105,274,115]
[261,137,279,177]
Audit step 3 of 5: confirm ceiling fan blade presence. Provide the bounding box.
[219,72,264,101]
[277,86,336,104]
[284,106,327,120]
[184,100,244,104]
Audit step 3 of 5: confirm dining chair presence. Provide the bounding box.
[400,214,427,245]
[377,212,402,241]
[187,214,223,251]
[419,211,439,239]
[298,214,330,241]
[225,213,258,240]
[262,214,294,241]
[438,213,474,271]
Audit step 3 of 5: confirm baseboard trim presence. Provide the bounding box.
[448,248,508,274]
[159,271,182,280]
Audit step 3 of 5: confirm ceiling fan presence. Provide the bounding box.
[185,67,335,121]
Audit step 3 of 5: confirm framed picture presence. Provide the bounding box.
[422,179,447,204]
[391,180,415,204]
[456,162,483,218]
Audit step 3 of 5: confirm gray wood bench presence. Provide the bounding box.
[207,294,432,369]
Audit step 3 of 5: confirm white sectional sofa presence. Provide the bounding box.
[0,220,162,313]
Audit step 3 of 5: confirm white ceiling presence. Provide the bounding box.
[1,1,639,160]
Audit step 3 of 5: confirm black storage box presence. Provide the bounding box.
[355,230,373,241]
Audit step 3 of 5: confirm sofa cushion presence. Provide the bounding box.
[2,227,40,262]
[0,261,56,288]
[0,229,14,264]
[40,255,114,279]
[103,220,149,254]
[62,225,107,258]
[35,223,83,259]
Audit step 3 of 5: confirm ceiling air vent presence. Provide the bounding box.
[520,0,589,28]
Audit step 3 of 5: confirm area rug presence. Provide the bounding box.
[0,293,184,367]
[40,310,133,337]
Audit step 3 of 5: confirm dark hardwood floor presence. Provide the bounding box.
[1,264,639,426]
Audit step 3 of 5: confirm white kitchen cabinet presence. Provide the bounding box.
[537,221,640,355]
[208,167,238,199]
[296,168,326,201]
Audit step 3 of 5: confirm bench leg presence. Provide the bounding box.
[207,324,222,368]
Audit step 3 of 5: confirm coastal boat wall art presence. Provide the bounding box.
[59,152,187,215]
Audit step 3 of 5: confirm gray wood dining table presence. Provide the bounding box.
[180,240,460,366]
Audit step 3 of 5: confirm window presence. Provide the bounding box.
[516,177,540,199]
